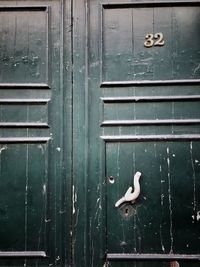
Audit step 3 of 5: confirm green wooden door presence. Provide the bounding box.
[1,0,200,267]
[73,0,200,267]
[0,1,72,266]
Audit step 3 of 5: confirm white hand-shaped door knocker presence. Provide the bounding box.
[115,172,141,208]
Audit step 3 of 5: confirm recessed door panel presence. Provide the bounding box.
[106,141,200,254]
[0,143,48,251]
[102,4,200,82]
[0,6,49,85]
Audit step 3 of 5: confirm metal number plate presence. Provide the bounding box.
[144,32,165,48]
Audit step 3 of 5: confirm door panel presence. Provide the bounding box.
[0,1,71,266]
[103,101,200,121]
[0,144,48,251]
[102,3,200,82]
[0,6,48,85]
[106,141,200,254]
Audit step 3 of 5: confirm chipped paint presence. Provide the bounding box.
[193,63,200,75]
[190,142,197,220]
[167,147,174,253]
[197,211,200,221]
[0,146,7,153]
[192,211,200,221]
[37,144,45,154]
[43,184,46,195]
[72,185,77,214]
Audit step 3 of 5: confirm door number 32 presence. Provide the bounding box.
[144,32,165,48]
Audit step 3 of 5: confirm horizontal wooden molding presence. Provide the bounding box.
[0,6,48,11]
[102,1,200,9]
[0,137,50,143]
[101,135,200,142]
[107,253,200,261]
[0,83,50,89]
[101,79,200,87]
[0,251,47,258]
[101,119,200,126]
[0,123,49,128]
[0,99,50,104]
[101,95,200,103]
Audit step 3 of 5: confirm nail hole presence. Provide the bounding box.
[108,176,115,184]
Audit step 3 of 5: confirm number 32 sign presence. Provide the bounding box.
[144,32,165,47]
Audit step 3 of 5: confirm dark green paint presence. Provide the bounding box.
[103,5,200,81]
[0,0,72,266]
[106,142,200,254]
[0,1,200,267]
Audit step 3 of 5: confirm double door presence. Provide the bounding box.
[0,1,200,267]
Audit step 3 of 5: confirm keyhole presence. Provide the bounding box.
[119,204,135,220]
[125,208,129,216]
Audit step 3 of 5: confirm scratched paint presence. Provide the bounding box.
[0,1,199,266]
[106,142,200,257]
[190,142,197,222]
[166,147,174,253]
[103,6,200,82]
[0,144,48,257]
[0,145,7,153]
[73,185,77,214]
[0,9,47,83]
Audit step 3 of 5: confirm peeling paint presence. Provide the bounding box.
[197,211,200,221]
[43,184,46,195]
[167,147,174,253]
[190,142,197,219]
[193,63,200,75]
[55,256,60,261]
[192,211,200,221]
[0,146,7,153]
[72,185,77,214]
[90,61,100,68]
[103,261,109,267]
[37,144,45,154]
